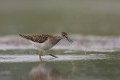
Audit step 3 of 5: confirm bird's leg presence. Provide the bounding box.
[39,51,43,61]
[48,54,58,58]
[40,51,45,56]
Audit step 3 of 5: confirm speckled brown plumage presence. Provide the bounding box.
[19,34,52,43]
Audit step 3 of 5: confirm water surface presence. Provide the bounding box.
[0,52,120,80]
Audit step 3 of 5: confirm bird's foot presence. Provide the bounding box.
[49,54,58,58]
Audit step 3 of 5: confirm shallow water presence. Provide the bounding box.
[0,35,120,80]
[0,35,120,52]
[0,51,120,80]
[0,54,107,63]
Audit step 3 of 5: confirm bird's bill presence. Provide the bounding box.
[65,36,73,43]
[67,38,73,43]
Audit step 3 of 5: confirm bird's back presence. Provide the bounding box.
[19,34,49,43]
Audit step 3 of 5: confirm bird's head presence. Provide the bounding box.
[61,32,73,43]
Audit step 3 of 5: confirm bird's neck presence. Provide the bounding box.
[50,36,62,45]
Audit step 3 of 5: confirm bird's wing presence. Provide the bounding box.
[19,34,49,43]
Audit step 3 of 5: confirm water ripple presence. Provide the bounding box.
[0,54,107,63]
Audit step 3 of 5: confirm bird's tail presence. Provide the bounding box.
[19,34,26,38]
[19,34,31,40]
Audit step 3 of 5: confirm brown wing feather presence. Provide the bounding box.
[19,34,49,43]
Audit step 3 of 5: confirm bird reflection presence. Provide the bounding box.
[26,63,67,80]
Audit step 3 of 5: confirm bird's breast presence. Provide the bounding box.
[30,37,62,51]
[29,40,53,50]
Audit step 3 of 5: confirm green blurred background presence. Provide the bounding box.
[1,1,120,80]
[0,0,120,36]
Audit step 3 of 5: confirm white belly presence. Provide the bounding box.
[30,40,53,51]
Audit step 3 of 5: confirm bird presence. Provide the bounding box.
[19,32,73,61]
